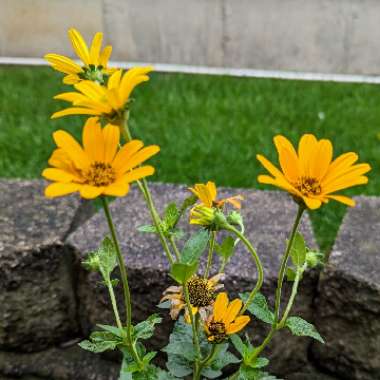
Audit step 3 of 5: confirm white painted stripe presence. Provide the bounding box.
[1,56,380,84]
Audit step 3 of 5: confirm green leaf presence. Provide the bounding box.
[142,351,157,365]
[238,366,282,380]
[181,230,209,264]
[137,225,158,233]
[97,324,123,338]
[164,202,180,229]
[78,338,117,353]
[215,236,235,260]
[133,314,162,341]
[249,357,269,369]
[286,267,297,282]
[290,232,306,267]
[166,354,193,377]
[170,261,198,284]
[286,316,324,343]
[240,292,275,324]
[157,300,171,309]
[230,334,246,356]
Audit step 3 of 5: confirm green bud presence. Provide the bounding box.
[306,250,324,268]
[227,210,243,226]
[82,252,101,272]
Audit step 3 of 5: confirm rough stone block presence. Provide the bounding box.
[103,0,224,66]
[312,196,380,380]
[0,346,118,380]
[0,0,104,58]
[67,182,320,377]
[0,180,93,351]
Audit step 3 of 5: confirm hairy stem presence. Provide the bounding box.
[204,231,216,279]
[225,224,264,314]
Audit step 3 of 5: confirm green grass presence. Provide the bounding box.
[1,66,379,252]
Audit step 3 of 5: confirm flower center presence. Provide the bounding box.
[208,321,227,343]
[187,276,214,307]
[83,162,116,186]
[294,176,322,196]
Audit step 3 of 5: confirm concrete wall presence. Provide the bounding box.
[1,0,380,75]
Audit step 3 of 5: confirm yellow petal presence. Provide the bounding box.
[323,152,358,183]
[103,182,130,197]
[112,140,144,172]
[108,69,123,89]
[323,175,369,194]
[51,108,101,119]
[116,145,160,174]
[68,28,91,65]
[310,139,333,180]
[79,185,104,199]
[224,299,243,327]
[256,154,287,180]
[213,292,228,322]
[63,74,80,84]
[274,135,300,182]
[75,80,107,102]
[227,316,250,335]
[123,166,155,183]
[103,124,120,163]
[325,194,355,207]
[53,130,90,169]
[54,92,87,103]
[45,182,80,198]
[298,134,318,176]
[99,45,112,67]
[42,168,77,183]
[302,196,322,210]
[89,32,103,65]
[82,117,104,162]
[45,53,83,74]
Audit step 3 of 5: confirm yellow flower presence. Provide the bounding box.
[257,134,371,209]
[42,117,159,199]
[189,181,243,209]
[204,292,250,343]
[45,28,115,84]
[160,274,224,321]
[51,67,153,121]
[189,205,216,227]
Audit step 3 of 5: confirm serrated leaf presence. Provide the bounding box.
[290,232,306,267]
[137,225,158,233]
[181,230,209,264]
[240,292,275,324]
[286,316,324,343]
[249,357,269,369]
[238,366,282,380]
[133,314,162,341]
[78,339,117,353]
[215,236,235,260]
[97,324,123,338]
[201,367,222,379]
[164,203,180,229]
[170,261,198,284]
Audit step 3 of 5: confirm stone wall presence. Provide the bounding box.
[1,0,380,75]
[1,179,379,380]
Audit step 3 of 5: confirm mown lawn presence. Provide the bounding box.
[1,65,379,252]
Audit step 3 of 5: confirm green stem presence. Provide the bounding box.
[120,119,176,265]
[246,205,306,364]
[278,263,306,328]
[274,205,305,322]
[101,197,142,367]
[106,280,123,332]
[225,225,264,315]
[168,235,181,261]
[183,285,202,377]
[204,231,216,279]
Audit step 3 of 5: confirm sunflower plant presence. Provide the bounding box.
[42,28,371,380]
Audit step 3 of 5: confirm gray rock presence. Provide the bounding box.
[312,196,380,380]
[67,182,320,377]
[0,180,93,351]
[0,345,118,380]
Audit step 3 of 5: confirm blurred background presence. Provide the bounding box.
[1,0,380,253]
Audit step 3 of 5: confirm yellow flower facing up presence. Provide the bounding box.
[51,67,153,121]
[204,292,250,343]
[189,181,243,209]
[45,28,115,84]
[42,117,159,199]
[257,134,371,210]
